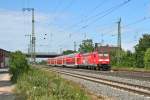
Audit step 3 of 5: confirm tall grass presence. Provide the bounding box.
[15,68,90,100]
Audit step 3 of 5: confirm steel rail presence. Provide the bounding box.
[41,67,150,97]
[53,67,150,80]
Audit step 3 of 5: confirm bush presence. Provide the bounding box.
[15,68,89,100]
[144,48,150,69]
[9,51,30,83]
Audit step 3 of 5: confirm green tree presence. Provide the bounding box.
[120,50,135,67]
[63,50,76,55]
[38,60,47,65]
[135,34,150,67]
[9,51,30,83]
[144,48,150,69]
[110,49,135,68]
[79,39,94,53]
[110,50,117,66]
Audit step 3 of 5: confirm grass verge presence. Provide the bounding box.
[14,67,90,100]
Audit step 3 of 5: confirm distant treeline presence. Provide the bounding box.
[110,34,150,69]
[62,34,150,69]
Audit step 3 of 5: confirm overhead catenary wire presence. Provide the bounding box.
[57,15,150,51]
[59,0,74,13]
[51,0,75,30]
[53,0,62,13]
[53,0,110,47]
[76,0,132,32]
[100,16,150,37]
[58,0,131,44]
[56,0,132,48]
[60,0,108,31]
[58,0,132,44]
[49,0,150,52]
[103,16,150,46]
[48,0,71,28]
[123,16,150,28]
[60,0,131,33]
[49,0,62,25]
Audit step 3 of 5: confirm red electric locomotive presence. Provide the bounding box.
[95,45,111,70]
[47,45,111,71]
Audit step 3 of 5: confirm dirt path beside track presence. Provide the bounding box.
[0,69,14,100]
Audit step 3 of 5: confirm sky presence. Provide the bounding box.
[0,0,150,53]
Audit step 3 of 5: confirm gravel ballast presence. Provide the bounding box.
[48,67,150,100]
[54,68,150,88]
[60,74,150,100]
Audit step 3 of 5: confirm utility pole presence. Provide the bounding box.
[74,41,77,52]
[23,8,36,64]
[25,34,32,62]
[25,34,32,54]
[117,18,122,65]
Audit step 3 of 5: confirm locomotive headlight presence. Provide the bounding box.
[104,59,109,61]
[99,59,109,61]
[99,59,103,61]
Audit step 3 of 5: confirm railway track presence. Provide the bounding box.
[53,67,150,81]
[42,66,150,97]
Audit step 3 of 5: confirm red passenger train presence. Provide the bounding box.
[47,46,111,71]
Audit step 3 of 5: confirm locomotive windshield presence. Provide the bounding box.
[99,53,108,57]
[104,54,108,57]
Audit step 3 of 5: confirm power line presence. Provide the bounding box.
[62,0,131,45]
[99,16,150,38]
[53,0,110,45]
[87,0,108,14]
[123,16,150,28]
[59,0,131,40]
[49,0,62,25]
[53,0,62,13]
[59,0,109,32]
[60,0,74,13]
[56,0,150,52]
[52,0,74,24]
[77,0,131,31]
[57,15,150,52]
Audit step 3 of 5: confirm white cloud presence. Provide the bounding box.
[122,42,136,52]
[0,9,82,53]
[0,9,140,53]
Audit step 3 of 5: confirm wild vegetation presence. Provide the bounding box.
[111,34,150,69]
[9,51,30,83]
[15,68,90,100]
[9,51,90,100]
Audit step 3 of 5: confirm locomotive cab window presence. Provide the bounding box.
[99,54,103,56]
[104,54,108,57]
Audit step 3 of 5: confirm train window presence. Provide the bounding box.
[99,54,103,56]
[104,54,108,56]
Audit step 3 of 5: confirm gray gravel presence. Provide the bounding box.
[0,93,15,100]
[49,67,150,100]
[54,68,150,88]
[61,74,150,100]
